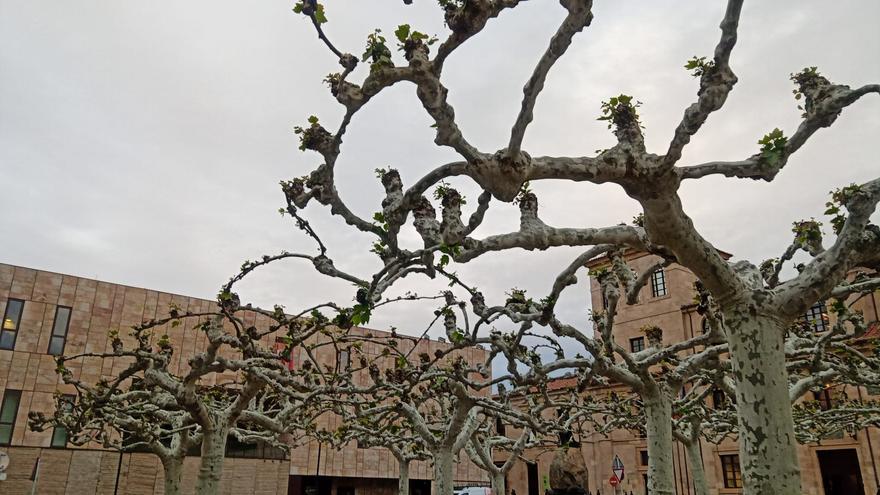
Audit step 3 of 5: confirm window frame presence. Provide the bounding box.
[650,269,668,298]
[0,389,23,445]
[813,388,833,411]
[47,306,73,356]
[224,436,287,460]
[1,298,25,350]
[337,348,350,372]
[801,302,829,332]
[720,454,743,488]
[495,417,506,436]
[630,336,645,353]
[50,394,76,448]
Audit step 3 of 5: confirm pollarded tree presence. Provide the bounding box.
[439,246,729,495]
[312,292,556,495]
[27,276,349,495]
[29,376,201,495]
[464,409,556,495]
[323,399,431,495]
[284,1,879,493]
[28,311,271,495]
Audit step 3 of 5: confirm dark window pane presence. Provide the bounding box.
[0,390,22,445]
[0,391,21,423]
[51,426,68,447]
[48,336,66,356]
[2,299,24,330]
[496,417,506,436]
[0,424,11,444]
[801,302,828,332]
[720,454,742,488]
[630,337,644,353]
[0,331,15,350]
[651,270,667,297]
[52,307,71,337]
[1,299,24,350]
[337,350,350,371]
[813,389,833,410]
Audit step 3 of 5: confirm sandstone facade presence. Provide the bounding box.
[501,251,880,495]
[0,263,488,494]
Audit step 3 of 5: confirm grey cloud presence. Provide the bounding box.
[1,0,878,372]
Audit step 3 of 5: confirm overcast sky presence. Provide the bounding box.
[1,1,879,355]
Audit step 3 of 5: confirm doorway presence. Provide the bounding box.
[411,479,431,495]
[289,476,332,495]
[817,449,865,495]
[527,462,539,495]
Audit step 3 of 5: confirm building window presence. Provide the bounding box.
[643,474,649,494]
[813,388,833,411]
[701,318,710,334]
[640,450,649,466]
[0,389,22,445]
[801,302,828,332]
[225,437,287,460]
[50,395,76,447]
[650,270,667,298]
[47,306,72,356]
[556,409,576,447]
[1,299,25,350]
[630,337,645,353]
[720,454,743,488]
[495,417,506,436]
[337,349,350,371]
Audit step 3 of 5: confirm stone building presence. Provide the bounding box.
[501,250,880,495]
[0,263,489,494]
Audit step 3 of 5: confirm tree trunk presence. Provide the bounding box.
[643,391,675,495]
[398,458,411,495]
[490,471,506,495]
[433,452,455,495]
[726,313,801,495]
[159,455,185,495]
[683,438,708,495]
[195,427,228,495]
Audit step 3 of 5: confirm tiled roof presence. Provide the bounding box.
[546,376,577,391]
[859,321,880,340]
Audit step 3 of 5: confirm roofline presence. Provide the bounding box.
[584,248,733,269]
[0,261,471,348]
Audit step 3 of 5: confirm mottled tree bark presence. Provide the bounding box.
[433,453,455,495]
[195,426,229,495]
[490,472,506,495]
[398,458,411,495]
[643,390,675,495]
[159,455,184,495]
[683,438,708,495]
[726,312,801,495]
